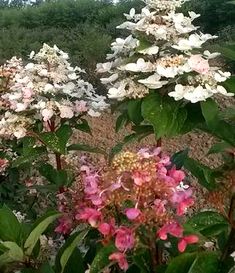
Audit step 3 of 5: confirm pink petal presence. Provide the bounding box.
[178,238,187,252]
[125,208,141,220]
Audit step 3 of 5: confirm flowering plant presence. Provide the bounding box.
[0,43,107,139]
[97,0,234,140]
[55,147,200,271]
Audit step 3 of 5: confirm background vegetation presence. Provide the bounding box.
[0,0,235,89]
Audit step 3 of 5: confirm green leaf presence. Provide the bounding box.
[67,144,105,154]
[38,164,73,187]
[0,241,24,267]
[24,211,61,256]
[59,230,88,273]
[39,124,72,154]
[128,99,143,125]
[56,124,73,147]
[201,99,219,127]
[166,252,219,273]
[115,112,128,133]
[12,147,47,168]
[187,211,230,237]
[201,100,235,146]
[208,142,233,154]
[133,249,151,273]
[38,263,55,273]
[0,205,21,242]
[222,76,235,94]
[142,93,187,139]
[183,157,218,190]
[171,149,189,169]
[89,244,116,273]
[75,119,92,134]
[166,253,197,273]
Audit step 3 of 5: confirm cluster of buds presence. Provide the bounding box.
[97,0,233,103]
[0,44,108,139]
[56,148,199,271]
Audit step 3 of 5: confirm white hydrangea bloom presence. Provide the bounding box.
[0,44,108,139]
[97,0,232,103]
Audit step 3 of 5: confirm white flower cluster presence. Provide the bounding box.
[97,0,233,103]
[0,44,108,139]
[13,210,27,223]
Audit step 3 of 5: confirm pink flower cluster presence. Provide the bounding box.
[56,148,198,271]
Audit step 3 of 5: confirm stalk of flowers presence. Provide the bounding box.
[97,0,233,103]
[56,147,199,271]
[0,44,108,139]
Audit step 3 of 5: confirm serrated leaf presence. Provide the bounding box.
[89,244,116,273]
[24,211,61,256]
[0,241,24,267]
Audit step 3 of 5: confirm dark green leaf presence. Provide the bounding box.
[128,99,143,125]
[0,205,21,242]
[12,147,47,168]
[55,230,88,273]
[184,157,218,190]
[187,211,230,237]
[166,252,219,273]
[89,244,116,273]
[38,164,73,187]
[75,119,92,135]
[142,93,187,139]
[171,149,189,169]
[115,112,128,133]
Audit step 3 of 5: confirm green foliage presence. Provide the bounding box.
[0,0,143,90]
[0,205,21,242]
[89,244,116,273]
[24,211,61,256]
[166,252,219,273]
[55,230,88,273]
[187,211,230,238]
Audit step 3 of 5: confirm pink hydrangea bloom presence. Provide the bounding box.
[188,54,210,75]
[158,222,183,240]
[109,252,128,271]
[171,189,194,216]
[115,227,135,252]
[76,208,101,227]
